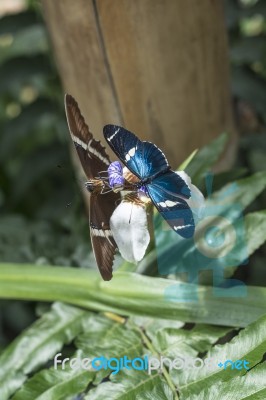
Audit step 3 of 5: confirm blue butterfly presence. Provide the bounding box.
[103,125,195,238]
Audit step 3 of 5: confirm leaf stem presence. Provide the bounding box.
[136,325,179,400]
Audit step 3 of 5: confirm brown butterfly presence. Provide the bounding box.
[65,94,121,281]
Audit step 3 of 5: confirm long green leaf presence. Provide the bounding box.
[142,209,266,282]
[0,302,88,400]
[0,25,48,65]
[185,133,228,183]
[147,169,266,280]
[175,314,266,398]
[12,356,95,400]
[149,324,232,359]
[12,314,173,399]
[85,369,174,400]
[191,361,266,400]
[208,171,266,211]
[75,314,143,384]
[0,264,266,327]
[245,211,266,255]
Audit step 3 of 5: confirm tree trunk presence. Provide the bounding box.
[42,0,236,168]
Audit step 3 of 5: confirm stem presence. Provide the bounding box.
[137,326,179,400]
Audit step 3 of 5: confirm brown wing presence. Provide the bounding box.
[65,94,111,178]
[65,94,120,280]
[90,192,120,280]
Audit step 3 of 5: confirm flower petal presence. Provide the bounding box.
[110,201,150,263]
[176,171,205,219]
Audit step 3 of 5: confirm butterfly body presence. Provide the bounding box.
[135,165,171,186]
[103,125,195,239]
[84,179,107,194]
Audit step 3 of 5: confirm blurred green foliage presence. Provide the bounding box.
[226,0,266,121]
[225,0,266,291]
[225,0,266,177]
[0,2,92,347]
[225,0,266,182]
[0,3,90,264]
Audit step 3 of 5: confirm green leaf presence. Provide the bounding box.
[152,207,266,281]
[130,316,184,334]
[75,314,143,384]
[208,171,266,211]
[148,172,266,280]
[231,66,266,121]
[224,0,241,29]
[0,11,38,35]
[251,0,266,16]
[211,168,248,192]
[12,356,95,400]
[150,325,232,359]
[0,302,88,400]
[0,25,48,65]
[0,55,52,96]
[177,149,198,171]
[12,313,176,399]
[191,361,266,400]
[185,133,228,184]
[245,211,266,255]
[0,98,58,161]
[176,314,266,398]
[85,369,175,400]
[230,37,266,64]
[1,264,266,327]
[11,145,67,202]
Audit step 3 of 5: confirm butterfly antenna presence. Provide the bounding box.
[98,171,109,178]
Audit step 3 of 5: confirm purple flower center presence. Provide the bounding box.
[108,161,125,189]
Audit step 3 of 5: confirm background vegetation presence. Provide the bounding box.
[0,0,265,399]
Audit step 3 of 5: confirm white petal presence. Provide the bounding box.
[110,202,150,263]
[176,171,205,219]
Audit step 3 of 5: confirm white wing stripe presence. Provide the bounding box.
[71,134,109,165]
[71,133,87,150]
[91,228,113,237]
[159,200,179,208]
[174,224,193,230]
[108,128,120,141]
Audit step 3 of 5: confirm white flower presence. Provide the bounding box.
[110,199,150,263]
[176,171,205,220]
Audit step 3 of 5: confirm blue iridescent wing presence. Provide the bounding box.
[147,171,195,238]
[103,125,169,179]
[150,171,191,199]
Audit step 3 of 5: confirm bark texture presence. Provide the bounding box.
[43,0,236,168]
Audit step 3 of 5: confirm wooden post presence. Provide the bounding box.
[42,0,237,168]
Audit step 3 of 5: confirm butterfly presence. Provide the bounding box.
[65,94,122,281]
[103,125,195,238]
